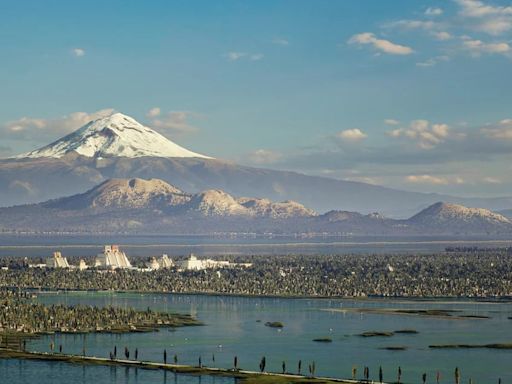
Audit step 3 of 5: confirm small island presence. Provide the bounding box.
[359,331,394,337]
[264,321,284,328]
[394,329,419,334]
[312,337,332,343]
[429,343,512,349]
[380,346,408,351]
[0,289,201,348]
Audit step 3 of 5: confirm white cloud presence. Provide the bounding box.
[272,38,289,46]
[336,128,368,142]
[348,32,413,55]
[406,174,449,185]
[389,20,436,30]
[456,0,512,35]
[483,176,502,184]
[247,149,282,165]
[146,107,161,118]
[344,176,382,185]
[225,52,246,61]
[388,120,451,149]
[433,31,453,40]
[463,38,510,55]
[2,109,115,141]
[457,0,512,18]
[416,55,450,67]
[384,119,400,126]
[481,118,512,139]
[406,174,464,185]
[149,111,198,134]
[416,58,437,67]
[425,7,444,16]
[72,48,85,57]
[225,52,264,61]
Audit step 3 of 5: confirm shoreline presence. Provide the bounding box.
[0,348,358,384]
[26,287,512,303]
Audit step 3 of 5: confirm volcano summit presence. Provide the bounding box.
[16,112,211,160]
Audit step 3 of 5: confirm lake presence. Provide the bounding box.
[2,234,512,258]
[4,291,510,384]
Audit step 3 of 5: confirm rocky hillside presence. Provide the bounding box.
[408,202,511,234]
[0,179,511,236]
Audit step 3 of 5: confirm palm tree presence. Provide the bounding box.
[198,356,202,368]
[311,361,316,377]
[135,348,138,360]
[174,354,178,364]
[352,366,357,380]
[422,373,427,384]
[379,366,383,383]
[212,353,215,365]
[124,346,129,360]
[282,361,286,374]
[114,345,117,358]
[234,355,238,370]
[436,371,441,384]
[164,349,167,364]
[298,360,302,375]
[398,366,402,384]
[455,367,460,384]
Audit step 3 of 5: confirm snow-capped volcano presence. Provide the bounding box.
[16,112,211,159]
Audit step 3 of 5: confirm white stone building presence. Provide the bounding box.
[46,251,70,268]
[177,254,252,271]
[95,245,132,269]
[145,254,174,270]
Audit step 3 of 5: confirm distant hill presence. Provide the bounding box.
[2,112,512,217]
[408,202,511,234]
[0,178,510,236]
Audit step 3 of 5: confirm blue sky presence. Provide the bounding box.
[1,0,512,197]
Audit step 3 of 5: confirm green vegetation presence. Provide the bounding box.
[394,309,458,317]
[394,329,418,334]
[1,249,512,298]
[0,289,200,346]
[359,331,394,337]
[264,321,284,328]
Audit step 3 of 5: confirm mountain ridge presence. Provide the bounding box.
[1,178,510,236]
[2,112,512,217]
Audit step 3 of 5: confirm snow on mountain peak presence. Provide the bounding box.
[16,112,212,159]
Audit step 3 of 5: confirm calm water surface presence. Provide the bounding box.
[2,234,512,257]
[4,292,509,384]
